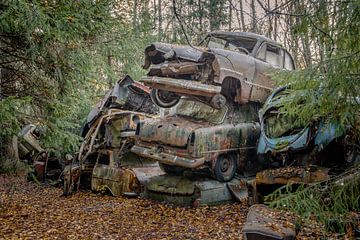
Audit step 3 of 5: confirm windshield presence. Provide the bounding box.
[172,99,227,124]
[199,34,257,54]
[264,109,305,138]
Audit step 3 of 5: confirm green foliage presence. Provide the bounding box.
[0,0,156,158]
[274,0,360,139]
[0,97,32,142]
[266,165,360,233]
[0,158,28,174]
[269,2,360,231]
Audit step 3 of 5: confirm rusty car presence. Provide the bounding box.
[18,124,70,181]
[257,86,360,169]
[63,76,163,196]
[141,31,295,108]
[131,97,262,182]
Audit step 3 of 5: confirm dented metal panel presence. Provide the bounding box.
[141,76,221,97]
[143,175,241,206]
[91,164,140,196]
[137,116,211,148]
[255,166,330,185]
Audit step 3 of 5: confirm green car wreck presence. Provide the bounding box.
[132,98,261,182]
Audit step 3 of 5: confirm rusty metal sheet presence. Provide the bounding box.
[243,204,296,240]
[143,175,243,206]
[227,180,248,203]
[131,166,164,185]
[255,166,330,185]
[91,164,140,196]
[156,62,201,76]
[137,116,211,148]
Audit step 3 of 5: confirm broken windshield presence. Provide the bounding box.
[200,34,257,54]
[264,109,304,138]
[172,99,228,124]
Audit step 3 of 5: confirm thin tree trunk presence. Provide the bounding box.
[171,1,176,42]
[153,0,157,28]
[239,0,246,31]
[198,0,203,34]
[251,0,256,32]
[158,0,162,40]
[267,0,272,37]
[229,0,232,30]
[274,0,278,40]
[132,0,138,31]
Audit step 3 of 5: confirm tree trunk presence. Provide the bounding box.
[267,0,272,37]
[158,0,162,40]
[251,0,256,32]
[132,0,138,31]
[239,0,246,31]
[229,0,232,30]
[273,0,278,41]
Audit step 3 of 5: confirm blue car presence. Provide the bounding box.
[257,87,359,168]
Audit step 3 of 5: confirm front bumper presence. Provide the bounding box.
[131,145,205,169]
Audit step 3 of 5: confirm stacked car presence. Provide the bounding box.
[131,31,296,182]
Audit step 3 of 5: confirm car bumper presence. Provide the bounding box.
[131,145,205,169]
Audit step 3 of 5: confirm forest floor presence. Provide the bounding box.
[0,174,340,239]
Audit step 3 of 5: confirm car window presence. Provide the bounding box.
[208,37,226,49]
[284,51,295,70]
[257,43,284,68]
[207,35,257,54]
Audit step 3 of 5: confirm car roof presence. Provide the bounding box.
[208,31,282,47]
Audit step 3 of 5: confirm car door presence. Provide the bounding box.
[252,42,285,103]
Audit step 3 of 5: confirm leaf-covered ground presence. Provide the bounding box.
[0,175,247,239]
[0,174,343,239]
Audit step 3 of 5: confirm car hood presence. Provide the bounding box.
[137,116,212,148]
[143,43,214,68]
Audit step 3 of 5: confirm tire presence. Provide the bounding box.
[159,163,185,175]
[210,94,226,109]
[150,89,180,108]
[213,154,237,182]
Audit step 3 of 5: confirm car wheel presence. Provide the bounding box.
[213,154,237,182]
[150,89,180,108]
[210,94,226,109]
[159,163,185,175]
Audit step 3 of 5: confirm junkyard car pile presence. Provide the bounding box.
[134,31,295,182]
[62,76,162,196]
[58,31,358,209]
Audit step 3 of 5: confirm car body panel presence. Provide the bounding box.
[132,100,261,175]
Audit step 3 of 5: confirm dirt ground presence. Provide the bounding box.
[0,174,341,239]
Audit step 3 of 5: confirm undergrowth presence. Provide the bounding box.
[265,164,360,234]
[0,158,28,174]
